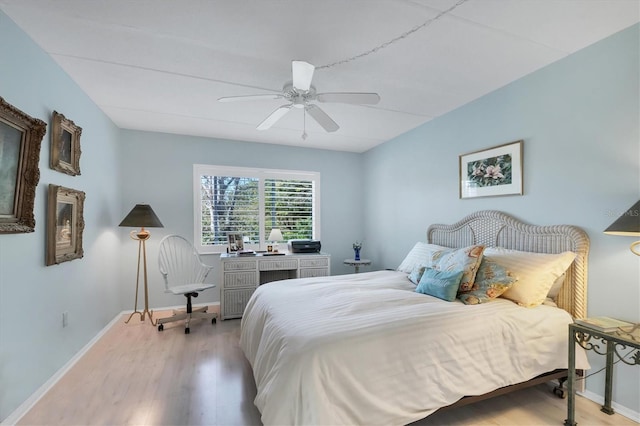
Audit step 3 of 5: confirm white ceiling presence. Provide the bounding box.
[1,1,638,153]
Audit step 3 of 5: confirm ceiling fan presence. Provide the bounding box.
[218,61,380,135]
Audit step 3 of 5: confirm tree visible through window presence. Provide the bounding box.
[194,165,319,253]
[264,178,313,241]
[200,176,259,245]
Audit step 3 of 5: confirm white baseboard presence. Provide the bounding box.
[1,313,122,426]
[579,389,640,423]
[1,302,220,425]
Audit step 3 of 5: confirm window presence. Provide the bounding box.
[193,165,320,253]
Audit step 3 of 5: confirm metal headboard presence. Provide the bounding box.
[427,210,590,319]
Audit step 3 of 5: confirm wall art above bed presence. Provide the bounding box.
[459,140,523,199]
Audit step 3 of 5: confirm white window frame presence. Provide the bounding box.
[193,164,321,254]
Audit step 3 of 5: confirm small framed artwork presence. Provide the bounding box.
[51,111,82,176]
[46,184,85,265]
[227,233,244,253]
[459,140,523,199]
[0,96,46,234]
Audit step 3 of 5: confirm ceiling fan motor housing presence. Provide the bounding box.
[284,82,316,108]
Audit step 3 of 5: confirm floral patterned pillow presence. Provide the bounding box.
[430,245,485,292]
[458,259,517,305]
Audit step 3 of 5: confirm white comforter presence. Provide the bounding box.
[240,270,588,426]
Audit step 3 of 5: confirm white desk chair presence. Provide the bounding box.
[157,234,217,334]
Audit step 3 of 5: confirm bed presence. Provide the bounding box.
[240,210,591,425]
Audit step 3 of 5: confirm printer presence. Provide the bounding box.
[288,239,321,253]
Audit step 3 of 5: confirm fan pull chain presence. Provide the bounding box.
[317,0,468,70]
[302,108,308,140]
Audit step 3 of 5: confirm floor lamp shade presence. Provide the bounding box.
[119,204,164,229]
[119,204,164,325]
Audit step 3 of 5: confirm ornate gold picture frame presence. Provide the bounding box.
[51,111,82,176]
[46,184,85,265]
[0,96,46,234]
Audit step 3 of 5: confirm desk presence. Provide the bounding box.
[344,258,371,273]
[220,252,330,320]
[565,322,640,426]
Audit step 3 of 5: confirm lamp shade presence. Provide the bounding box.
[604,200,640,236]
[119,204,164,228]
[268,228,284,241]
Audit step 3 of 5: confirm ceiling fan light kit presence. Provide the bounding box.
[219,60,380,137]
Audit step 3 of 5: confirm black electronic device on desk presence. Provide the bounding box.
[288,240,321,253]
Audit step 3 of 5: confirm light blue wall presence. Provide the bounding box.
[0,11,123,420]
[117,130,364,309]
[0,8,364,418]
[1,6,638,421]
[363,24,640,413]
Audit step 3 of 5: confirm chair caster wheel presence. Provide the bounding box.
[158,324,164,332]
[185,327,190,334]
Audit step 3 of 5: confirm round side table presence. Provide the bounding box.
[344,258,371,273]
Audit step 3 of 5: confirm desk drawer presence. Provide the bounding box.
[223,260,257,271]
[300,257,329,268]
[222,288,255,319]
[259,259,298,271]
[299,268,329,278]
[224,271,258,288]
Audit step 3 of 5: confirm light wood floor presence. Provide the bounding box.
[18,307,637,426]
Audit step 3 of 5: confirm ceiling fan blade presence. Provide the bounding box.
[256,104,292,130]
[218,93,284,103]
[316,92,380,105]
[292,61,315,92]
[306,104,339,133]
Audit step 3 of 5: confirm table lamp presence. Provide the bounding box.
[268,228,284,252]
[119,204,164,324]
[604,200,640,256]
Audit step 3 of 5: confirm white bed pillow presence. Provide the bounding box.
[546,273,566,301]
[397,242,449,273]
[484,247,577,308]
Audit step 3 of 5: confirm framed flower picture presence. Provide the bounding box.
[459,140,523,199]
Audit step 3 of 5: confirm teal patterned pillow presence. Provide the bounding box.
[415,268,464,302]
[458,259,516,305]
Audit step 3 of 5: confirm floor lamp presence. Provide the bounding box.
[119,204,164,325]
